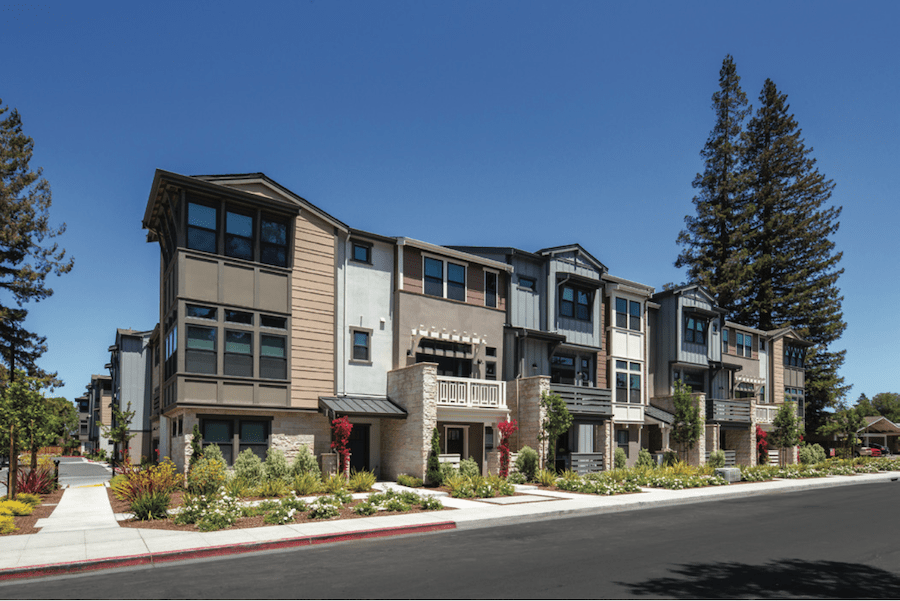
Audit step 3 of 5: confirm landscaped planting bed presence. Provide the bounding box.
[0,489,65,536]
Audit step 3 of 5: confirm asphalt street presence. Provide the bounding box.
[3,480,897,599]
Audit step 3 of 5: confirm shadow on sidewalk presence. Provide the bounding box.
[617,559,900,599]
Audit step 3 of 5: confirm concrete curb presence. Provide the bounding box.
[0,521,456,582]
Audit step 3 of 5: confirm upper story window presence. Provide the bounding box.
[351,241,372,264]
[684,315,707,345]
[736,332,752,357]
[187,202,217,253]
[615,298,641,331]
[225,310,253,325]
[615,360,642,404]
[485,271,497,308]
[260,315,287,329]
[785,344,806,368]
[260,218,288,267]
[225,210,254,261]
[518,277,536,291]
[423,256,467,302]
[351,329,370,362]
[560,285,591,321]
[722,328,729,353]
[187,304,217,320]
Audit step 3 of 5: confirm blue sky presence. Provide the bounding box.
[2,1,897,405]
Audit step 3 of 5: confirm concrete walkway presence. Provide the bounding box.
[0,471,897,582]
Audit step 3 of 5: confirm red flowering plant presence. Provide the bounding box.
[330,416,353,477]
[756,425,769,464]
[498,419,518,478]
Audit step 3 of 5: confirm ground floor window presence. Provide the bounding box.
[200,415,271,465]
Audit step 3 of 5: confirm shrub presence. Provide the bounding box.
[0,500,34,516]
[17,465,55,495]
[323,473,347,495]
[498,419,518,478]
[263,498,307,525]
[130,491,171,520]
[0,515,15,534]
[308,495,342,519]
[11,493,40,507]
[293,472,323,496]
[459,458,480,479]
[426,428,442,486]
[116,460,181,504]
[189,424,202,469]
[614,447,627,469]
[536,469,557,487]
[264,449,291,483]
[175,492,242,531]
[663,451,679,466]
[110,474,130,501]
[636,448,656,469]
[799,443,827,465]
[507,472,527,485]
[444,474,474,498]
[187,455,227,496]
[201,444,225,464]
[254,478,290,498]
[708,449,726,468]
[354,500,378,516]
[420,495,443,510]
[515,446,540,481]
[330,417,353,476]
[224,474,250,498]
[291,445,321,479]
[397,474,423,488]
[440,462,459,481]
[348,469,377,492]
[233,449,265,486]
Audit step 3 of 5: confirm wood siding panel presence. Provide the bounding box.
[404,248,423,293]
[291,211,336,409]
[511,257,543,330]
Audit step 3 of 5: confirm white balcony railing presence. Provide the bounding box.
[437,376,506,409]
[756,405,778,424]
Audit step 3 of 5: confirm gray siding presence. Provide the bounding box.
[509,256,545,331]
[677,294,721,365]
[548,252,602,348]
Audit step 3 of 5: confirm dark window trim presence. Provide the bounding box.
[350,328,372,363]
[350,240,373,264]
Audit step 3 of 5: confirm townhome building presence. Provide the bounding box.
[142,170,348,472]
[107,328,155,464]
[75,395,91,454]
[85,374,113,457]
[646,285,755,465]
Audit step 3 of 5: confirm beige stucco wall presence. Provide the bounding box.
[381,363,437,480]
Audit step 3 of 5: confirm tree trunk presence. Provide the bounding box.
[8,425,17,500]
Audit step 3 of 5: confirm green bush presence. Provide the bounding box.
[459,458,480,479]
[614,447,627,469]
[233,449,265,486]
[419,495,443,510]
[130,491,171,520]
[309,495,342,519]
[323,473,347,494]
[291,445,321,479]
[201,444,225,464]
[348,469,377,492]
[426,428,442,486]
[663,451,679,466]
[536,469,557,487]
[799,443,827,465]
[353,500,378,516]
[224,474,249,498]
[187,455,228,496]
[264,449,291,483]
[708,449,726,468]
[507,472,527,484]
[636,448,656,469]
[397,474,423,488]
[440,462,459,481]
[293,472,323,496]
[254,478,290,498]
[515,446,539,481]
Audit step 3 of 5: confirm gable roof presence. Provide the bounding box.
[537,244,607,274]
[767,326,814,347]
[651,283,721,308]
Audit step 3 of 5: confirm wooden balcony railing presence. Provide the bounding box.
[571,452,605,475]
[437,376,506,409]
[706,398,752,423]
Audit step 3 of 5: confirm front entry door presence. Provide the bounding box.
[347,423,370,472]
[446,427,465,457]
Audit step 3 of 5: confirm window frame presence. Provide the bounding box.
[260,216,289,268]
[224,207,255,262]
[223,329,254,378]
[350,240,373,265]
[422,254,468,302]
[259,333,287,380]
[484,269,498,308]
[518,276,536,291]
[350,328,372,363]
[560,283,592,322]
[684,315,707,345]
[186,200,218,254]
[185,325,216,375]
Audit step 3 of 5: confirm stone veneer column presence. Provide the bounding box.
[382,363,437,480]
[506,376,550,468]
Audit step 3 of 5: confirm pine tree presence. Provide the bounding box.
[743,79,848,433]
[676,55,755,316]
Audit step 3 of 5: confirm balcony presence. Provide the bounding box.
[552,384,613,417]
[706,398,752,423]
[437,376,506,409]
[756,403,803,425]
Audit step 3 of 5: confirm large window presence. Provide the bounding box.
[785,345,806,368]
[484,271,497,308]
[416,338,472,377]
[187,202,217,253]
[202,417,271,465]
[560,285,591,321]
[615,361,641,403]
[736,332,752,357]
[423,256,467,302]
[185,326,216,374]
[224,330,253,377]
[615,298,641,331]
[260,335,286,380]
[225,210,254,261]
[684,316,707,345]
[260,217,288,267]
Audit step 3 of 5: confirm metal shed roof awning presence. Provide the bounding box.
[318,396,408,421]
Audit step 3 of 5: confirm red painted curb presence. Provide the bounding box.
[0,521,457,582]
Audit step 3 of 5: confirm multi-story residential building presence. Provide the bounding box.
[108,328,154,464]
[143,170,349,471]
[758,327,812,459]
[85,374,113,456]
[75,395,91,454]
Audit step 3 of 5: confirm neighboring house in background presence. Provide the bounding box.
[85,374,114,457]
[75,395,91,454]
[142,170,349,472]
[108,328,155,464]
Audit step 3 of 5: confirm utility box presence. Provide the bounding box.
[715,467,742,483]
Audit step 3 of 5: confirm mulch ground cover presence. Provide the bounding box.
[3,488,65,536]
[109,488,450,533]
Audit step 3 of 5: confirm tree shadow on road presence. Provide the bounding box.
[618,559,900,599]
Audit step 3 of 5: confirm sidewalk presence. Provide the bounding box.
[1,471,897,582]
